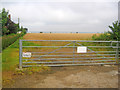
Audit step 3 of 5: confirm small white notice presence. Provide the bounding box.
[77,46,87,53]
[23,52,31,57]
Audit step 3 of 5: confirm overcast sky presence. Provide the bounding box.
[1,0,119,33]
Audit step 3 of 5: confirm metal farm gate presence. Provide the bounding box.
[19,40,120,69]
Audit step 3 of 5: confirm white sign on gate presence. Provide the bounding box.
[77,46,87,53]
[22,52,31,57]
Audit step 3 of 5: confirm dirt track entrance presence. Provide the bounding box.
[7,65,118,88]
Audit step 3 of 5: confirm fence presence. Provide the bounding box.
[19,40,120,69]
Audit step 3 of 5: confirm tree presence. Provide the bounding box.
[0,12,2,36]
[1,8,9,35]
[1,8,27,35]
[23,28,28,34]
[108,21,120,41]
[20,26,28,34]
[24,28,28,32]
[8,23,18,34]
[1,8,22,35]
[2,26,8,35]
[2,8,8,26]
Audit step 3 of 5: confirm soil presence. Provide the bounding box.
[4,65,118,88]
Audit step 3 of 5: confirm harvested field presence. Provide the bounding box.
[23,33,100,40]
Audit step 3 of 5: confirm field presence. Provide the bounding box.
[23,33,99,40]
[2,33,118,88]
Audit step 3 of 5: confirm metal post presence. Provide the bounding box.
[19,40,22,69]
[73,41,76,64]
[111,41,112,46]
[116,41,119,64]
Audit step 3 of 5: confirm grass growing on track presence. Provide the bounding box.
[2,37,23,86]
[2,48,19,71]
[2,38,42,71]
[2,37,50,86]
[2,38,22,71]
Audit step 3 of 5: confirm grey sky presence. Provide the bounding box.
[1,0,119,33]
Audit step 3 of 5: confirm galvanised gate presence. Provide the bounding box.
[19,40,120,69]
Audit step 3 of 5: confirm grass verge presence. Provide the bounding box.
[2,36,50,87]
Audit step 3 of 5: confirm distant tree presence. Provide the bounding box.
[76,32,78,33]
[108,21,120,41]
[40,32,43,33]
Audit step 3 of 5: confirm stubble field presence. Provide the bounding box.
[23,33,99,40]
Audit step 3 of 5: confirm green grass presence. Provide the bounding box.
[22,41,41,46]
[2,37,39,71]
[2,37,23,71]
[2,36,50,72]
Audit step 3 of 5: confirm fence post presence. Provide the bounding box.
[19,40,22,69]
[116,41,119,64]
[73,41,76,64]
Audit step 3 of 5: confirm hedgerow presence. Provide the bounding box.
[2,33,25,50]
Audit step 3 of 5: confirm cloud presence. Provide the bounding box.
[1,0,118,32]
[1,0,119,2]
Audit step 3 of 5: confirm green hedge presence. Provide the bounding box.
[92,32,111,41]
[2,33,25,50]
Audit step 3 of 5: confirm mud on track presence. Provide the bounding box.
[6,65,118,88]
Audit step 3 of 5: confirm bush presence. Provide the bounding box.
[92,21,120,41]
[92,32,111,41]
[2,33,25,50]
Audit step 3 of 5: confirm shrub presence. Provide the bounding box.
[92,32,111,41]
[92,21,120,41]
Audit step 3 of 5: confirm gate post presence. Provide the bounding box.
[73,41,76,64]
[116,41,119,64]
[19,40,22,69]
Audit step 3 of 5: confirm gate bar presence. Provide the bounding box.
[22,46,120,48]
[22,62,116,67]
[21,40,120,43]
[23,60,115,64]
